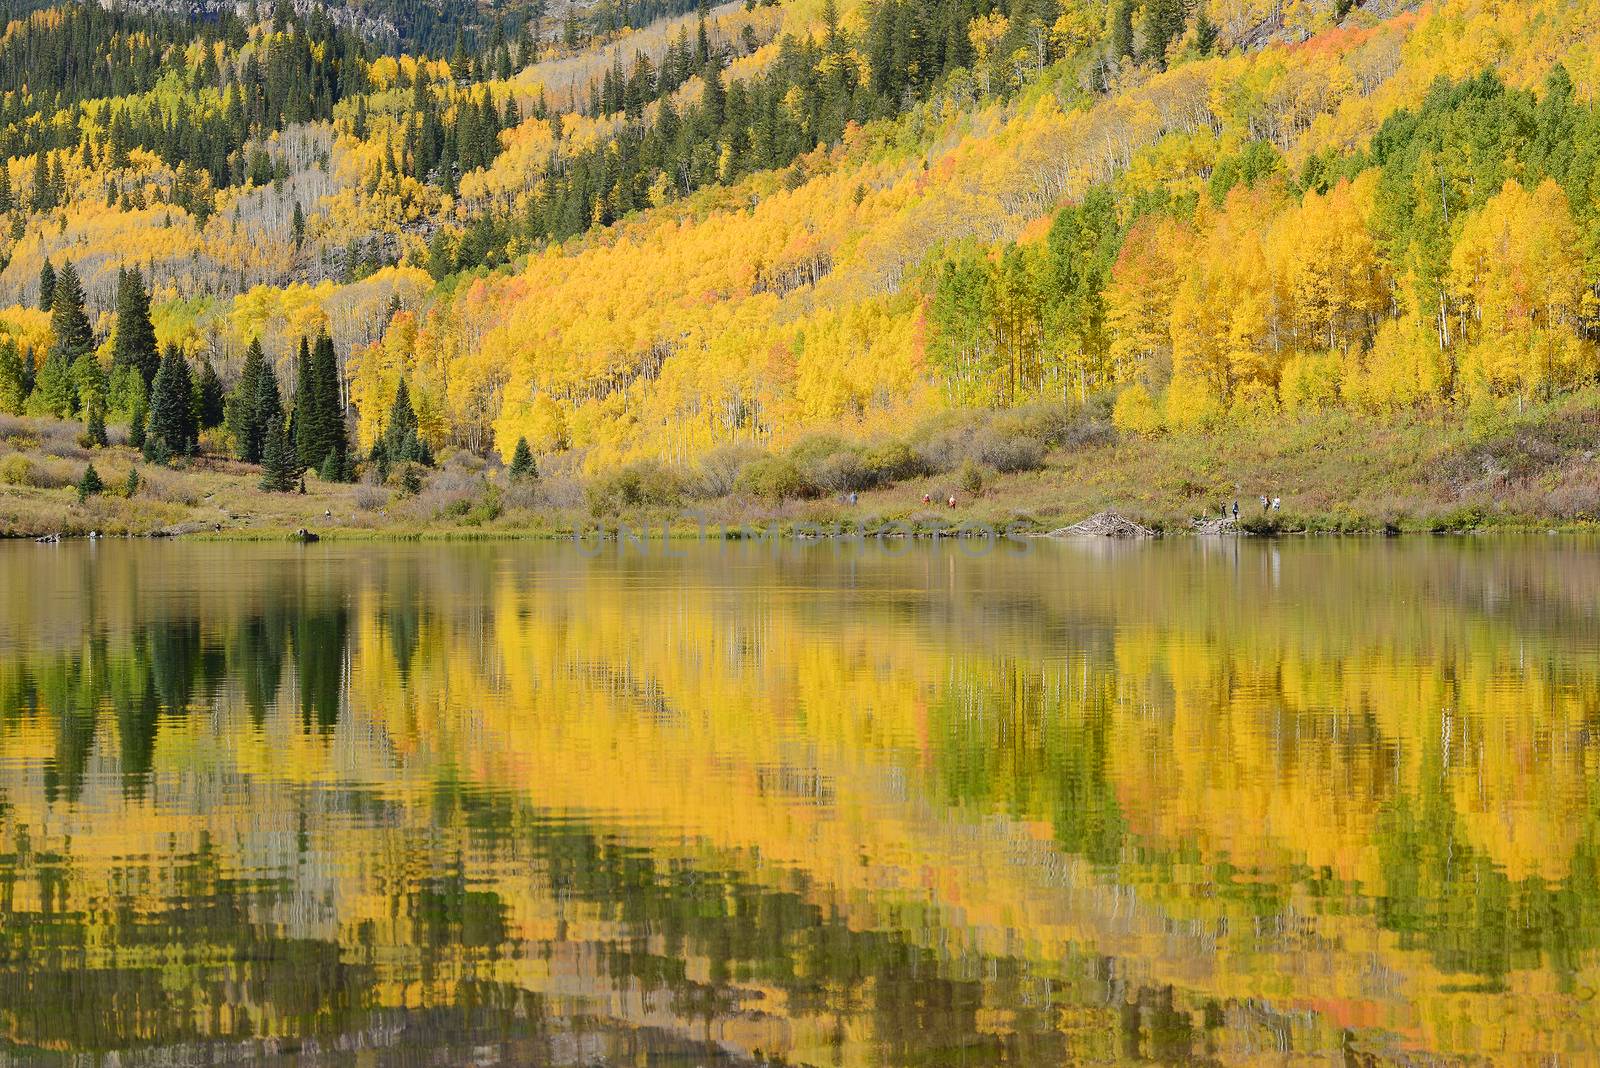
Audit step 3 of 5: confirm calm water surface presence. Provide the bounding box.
[0,537,1598,1065]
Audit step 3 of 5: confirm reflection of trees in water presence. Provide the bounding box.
[4,542,1600,1059]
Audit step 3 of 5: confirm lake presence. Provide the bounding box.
[0,536,1597,1064]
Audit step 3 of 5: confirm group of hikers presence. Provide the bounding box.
[1225,495,1282,520]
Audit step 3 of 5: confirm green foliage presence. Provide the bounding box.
[76,462,104,502]
[195,360,225,431]
[27,352,75,419]
[147,346,197,459]
[382,379,432,466]
[0,340,27,415]
[36,260,55,312]
[258,416,295,492]
[225,339,280,463]
[111,267,159,387]
[48,263,93,367]
[734,454,816,503]
[83,398,108,448]
[586,459,684,514]
[509,436,536,480]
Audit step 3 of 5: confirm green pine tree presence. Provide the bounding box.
[0,341,26,414]
[48,262,94,367]
[128,389,148,450]
[311,332,346,474]
[509,436,536,480]
[148,346,197,458]
[258,416,294,492]
[111,267,160,387]
[196,359,225,430]
[292,336,319,467]
[27,352,75,418]
[77,462,104,502]
[84,398,107,448]
[225,338,273,462]
[37,260,55,312]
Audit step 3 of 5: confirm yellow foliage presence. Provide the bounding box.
[1112,382,1163,434]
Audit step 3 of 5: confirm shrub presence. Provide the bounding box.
[694,441,765,497]
[958,459,986,497]
[972,427,1046,473]
[586,459,683,515]
[859,440,927,485]
[1113,384,1163,434]
[0,453,37,486]
[734,455,816,503]
[790,435,869,492]
[354,484,388,511]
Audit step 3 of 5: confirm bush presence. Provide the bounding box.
[734,455,816,503]
[790,436,869,492]
[354,484,388,511]
[694,441,765,497]
[0,453,37,486]
[586,460,683,515]
[1112,384,1163,435]
[972,426,1046,473]
[859,440,928,485]
[958,459,986,497]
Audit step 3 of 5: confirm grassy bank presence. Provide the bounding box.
[3,392,1599,540]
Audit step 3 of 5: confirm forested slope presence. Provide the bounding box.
[1,0,1599,507]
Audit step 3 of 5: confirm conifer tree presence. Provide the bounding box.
[28,352,75,418]
[311,331,346,474]
[509,436,535,480]
[77,463,104,502]
[111,267,160,387]
[292,336,319,467]
[196,359,225,430]
[128,389,148,450]
[381,379,431,465]
[0,341,26,414]
[258,416,294,491]
[49,262,93,367]
[147,346,197,458]
[84,397,107,448]
[37,260,55,312]
[226,338,274,462]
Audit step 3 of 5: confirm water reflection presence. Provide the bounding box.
[0,538,1599,1063]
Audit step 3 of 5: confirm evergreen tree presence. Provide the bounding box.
[37,259,55,312]
[0,341,27,414]
[1194,8,1218,55]
[77,462,104,502]
[147,345,197,458]
[381,379,431,465]
[111,266,160,387]
[48,262,94,366]
[128,389,148,449]
[196,359,225,430]
[27,352,75,418]
[292,336,319,467]
[258,416,294,491]
[123,467,140,498]
[310,331,346,473]
[509,436,535,480]
[225,338,272,461]
[1141,0,1186,68]
[84,397,108,448]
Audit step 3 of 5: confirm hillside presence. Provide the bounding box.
[2,0,1600,534]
